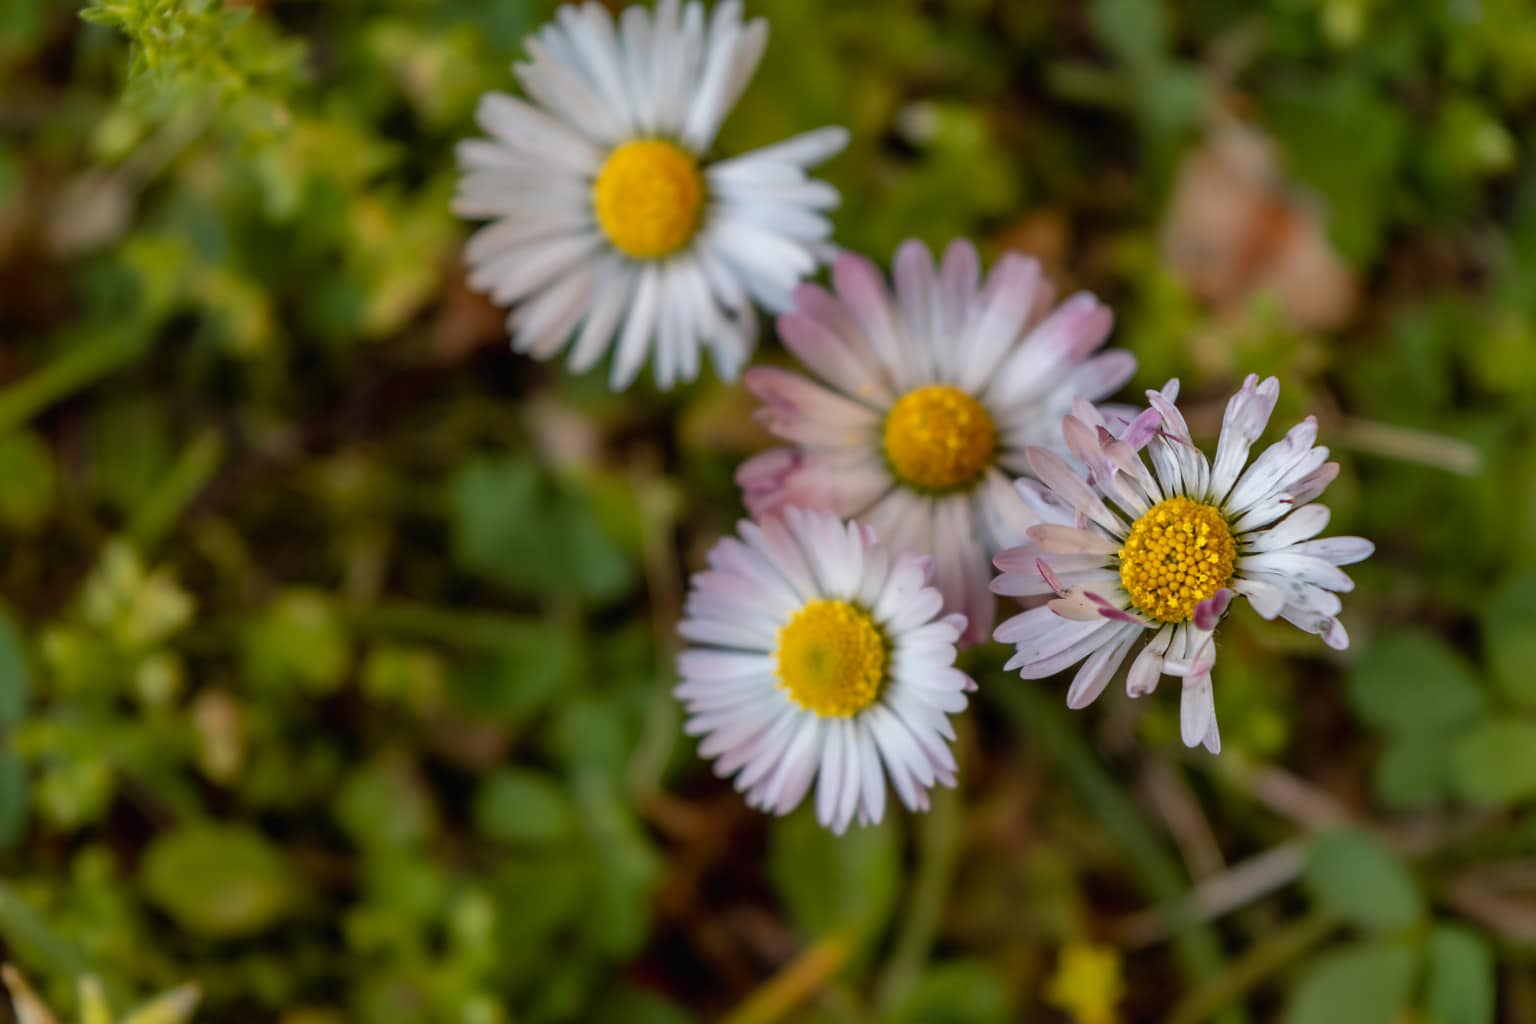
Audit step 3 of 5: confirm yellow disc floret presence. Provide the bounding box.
[775,600,886,718]
[882,385,998,492]
[1118,497,1238,623]
[592,139,705,260]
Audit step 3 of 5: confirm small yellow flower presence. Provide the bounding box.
[1045,942,1124,1024]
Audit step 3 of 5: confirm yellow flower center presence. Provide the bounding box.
[882,385,997,492]
[592,139,705,260]
[775,600,886,718]
[1118,497,1238,623]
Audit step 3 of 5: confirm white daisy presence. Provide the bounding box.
[991,375,1374,753]
[453,0,848,390]
[737,239,1133,646]
[676,506,974,833]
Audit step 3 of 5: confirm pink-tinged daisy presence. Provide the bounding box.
[737,239,1133,645]
[454,0,848,390]
[676,507,974,833]
[991,375,1373,753]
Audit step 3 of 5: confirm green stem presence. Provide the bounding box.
[0,329,150,433]
[986,681,1243,1024]
[625,467,683,801]
[874,780,960,1011]
[721,932,855,1024]
[1167,912,1336,1024]
[127,429,225,552]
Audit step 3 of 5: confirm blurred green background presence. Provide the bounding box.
[1,0,1534,1021]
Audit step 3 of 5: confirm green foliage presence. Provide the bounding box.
[0,613,27,847]
[0,432,56,532]
[769,806,900,944]
[1424,925,1496,1024]
[1265,74,1406,265]
[886,960,1011,1024]
[140,824,294,938]
[81,0,307,137]
[1303,829,1423,932]
[1484,572,1536,704]
[240,590,351,695]
[1347,632,1485,738]
[473,770,574,846]
[1452,719,1536,805]
[1282,941,1419,1024]
[450,456,635,603]
[0,0,1531,1020]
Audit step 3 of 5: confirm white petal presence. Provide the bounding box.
[1180,675,1217,751]
[1065,625,1139,709]
[1287,536,1375,566]
[1126,626,1174,697]
[1208,374,1281,504]
[815,721,847,832]
[474,92,601,173]
[608,264,661,390]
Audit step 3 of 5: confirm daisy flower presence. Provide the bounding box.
[676,506,974,833]
[991,375,1373,752]
[737,239,1133,645]
[453,0,848,390]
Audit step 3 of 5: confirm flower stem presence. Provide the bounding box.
[1167,911,1336,1024]
[986,681,1244,1024]
[874,773,961,1011]
[721,932,854,1024]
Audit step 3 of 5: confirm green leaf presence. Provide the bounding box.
[589,988,694,1024]
[573,773,662,958]
[1453,718,1536,805]
[334,755,438,852]
[1373,734,1454,810]
[473,770,574,845]
[1302,829,1423,931]
[1424,924,1495,1024]
[0,431,54,531]
[240,589,351,694]
[494,854,587,950]
[359,643,445,709]
[1089,0,1167,70]
[768,805,899,942]
[0,752,25,848]
[1266,74,1407,264]
[449,622,580,724]
[450,456,634,603]
[1283,941,1419,1024]
[887,960,1011,1024]
[1485,573,1536,706]
[0,611,28,725]
[554,698,634,784]
[141,823,294,937]
[1347,631,1485,737]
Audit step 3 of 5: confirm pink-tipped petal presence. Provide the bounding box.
[1193,588,1233,631]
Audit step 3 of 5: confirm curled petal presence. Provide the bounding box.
[1193,588,1233,632]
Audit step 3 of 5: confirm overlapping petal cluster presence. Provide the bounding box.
[677,507,974,832]
[992,376,1373,751]
[455,0,846,389]
[457,0,1376,832]
[738,240,1130,645]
